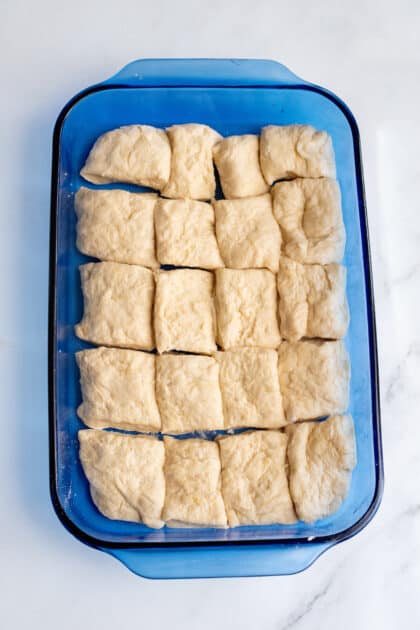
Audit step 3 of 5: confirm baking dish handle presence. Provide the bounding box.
[105,541,332,579]
[102,58,306,88]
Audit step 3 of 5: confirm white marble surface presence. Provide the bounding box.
[1,0,419,627]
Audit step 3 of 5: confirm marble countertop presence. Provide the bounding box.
[1,0,419,627]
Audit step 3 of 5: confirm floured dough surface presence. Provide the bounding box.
[219,430,296,526]
[272,178,345,264]
[78,430,165,528]
[214,194,281,273]
[75,262,155,350]
[215,348,285,428]
[163,437,227,527]
[76,347,161,431]
[277,257,349,341]
[278,340,350,422]
[156,354,224,433]
[215,268,281,349]
[80,125,171,189]
[75,187,158,268]
[154,269,216,354]
[162,124,221,200]
[260,124,336,184]
[155,198,223,269]
[287,414,357,522]
[213,134,269,198]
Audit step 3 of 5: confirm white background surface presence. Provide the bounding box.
[1,0,420,627]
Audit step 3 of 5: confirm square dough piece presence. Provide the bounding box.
[76,347,161,432]
[75,262,155,350]
[213,134,269,199]
[75,187,158,268]
[214,194,281,273]
[80,125,171,189]
[219,430,296,526]
[278,340,350,422]
[260,124,336,184]
[162,124,221,200]
[215,269,281,349]
[156,354,224,433]
[155,198,223,269]
[163,437,227,527]
[272,178,345,264]
[286,414,357,522]
[215,348,285,429]
[277,257,349,341]
[78,430,165,528]
[154,269,216,354]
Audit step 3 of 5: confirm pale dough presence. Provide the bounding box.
[277,257,349,341]
[215,268,281,349]
[154,269,216,354]
[80,125,171,189]
[155,198,223,269]
[162,123,221,200]
[78,430,165,528]
[272,178,345,264]
[218,430,296,526]
[286,414,357,522]
[156,354,224,433]
[75,262,155,350]
[278,340,350,422]
[213,134,269,198]
[163,437,227,527]
[214,194,281,273]
[215,348,286,429]
[260,124,336,183]
[76,347,161,432]
[75,187,158,268]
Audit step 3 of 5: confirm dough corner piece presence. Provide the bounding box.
[75,262,155,350]
[80,124,171,190]
[163,437,227,528]
[76,346,161,432]
[286,414,357,522]
[218,431,297,526]
[78,430,165,529]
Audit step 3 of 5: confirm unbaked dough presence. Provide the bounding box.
[286,414,357,522]
[215,268,281,349]
[218,430,296,526]
[215,348,286,428]
[75,262,155,350]
[213,134,269,198]
[75,187,158,268]
[76,346,161,431]
[272,178,345,264]
[162,123,221,200]
[154,269,216,354]
[278,340,350,422]
[155,198,223,269]
[163,437,227,527]
[260,124,336,183]
[78,429,165,528]
[156,354,224,433]
[214,194,281,273]
[277,257,349,341]
[80,125,171,189]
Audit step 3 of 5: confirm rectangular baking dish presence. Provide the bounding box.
[49,58,383,578]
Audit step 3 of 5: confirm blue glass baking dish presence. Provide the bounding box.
[49,58,383,578]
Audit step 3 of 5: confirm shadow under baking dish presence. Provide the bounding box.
[50,81,381,548]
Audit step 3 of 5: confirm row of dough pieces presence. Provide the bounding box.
[76,341,350,433]
[75,177,345,271]
[79,413,356,529]
[75,263,349,352]
[80,123,336,201]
